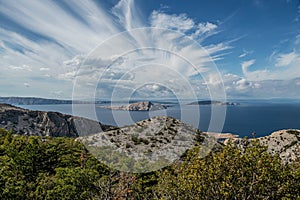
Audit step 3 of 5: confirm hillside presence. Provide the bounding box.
[0,104,113,137]
[0,128,299,199]
[225,129,300,163]
[78,116,215,172]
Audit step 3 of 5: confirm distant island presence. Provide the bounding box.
[0,97,106,105]
[188,100,239,106]
[99,101,167,111]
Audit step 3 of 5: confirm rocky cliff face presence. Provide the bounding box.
[99,101,167,111]
[0,104,113,137]
[224,129,300,163]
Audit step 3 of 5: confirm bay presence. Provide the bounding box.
[20,102,300,138]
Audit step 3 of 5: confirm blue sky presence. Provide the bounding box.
[0,0,300,99]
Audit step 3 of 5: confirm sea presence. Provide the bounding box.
[20,100,300,138]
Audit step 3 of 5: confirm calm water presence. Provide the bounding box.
[21,102,300,138]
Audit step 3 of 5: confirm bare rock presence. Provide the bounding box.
[224,129,300,163]
[0,103,112,137]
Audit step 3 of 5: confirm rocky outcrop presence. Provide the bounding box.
[99,101,167,111]
[0,104,113,137]
[205,132,239,139]
[79,116,215,163]
[224,129,300,163]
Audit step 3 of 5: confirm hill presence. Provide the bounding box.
[225,129,300,163]
[0,103,113,137]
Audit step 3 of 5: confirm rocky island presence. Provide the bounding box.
[99,101,167,111]
[0,97,105,105]
[188,100,239,106]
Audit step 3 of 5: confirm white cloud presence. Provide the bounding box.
[63,55,85,67]
[9,64,32,71]
[39,68,50,71]
[112,0,144,31]
[241,59,255,75]
[58,71,77,81]
[50,90,63,97]
[241,50,300,82]
[3,0,298,99]
[150,10,219,42]
[239,50,253,58]
[197,22,217,34]
[0,0,119,53]
[275,51,300,67]
[192,22,218,41]
[150,11,195,32]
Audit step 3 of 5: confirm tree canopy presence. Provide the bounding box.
[0,128,299,199]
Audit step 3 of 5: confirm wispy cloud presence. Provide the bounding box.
[275,51,300,67]
[1,0,299,99]
[241,59,255,75]
[239,49,253,58]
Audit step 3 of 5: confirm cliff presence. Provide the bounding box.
[0,104,113,137]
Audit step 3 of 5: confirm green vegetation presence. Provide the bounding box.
[287,130,300,136]
[0,128,299,199]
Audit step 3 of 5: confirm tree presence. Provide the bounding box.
[156,141,300,199]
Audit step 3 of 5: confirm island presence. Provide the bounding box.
[98,101,167,111]
[188,100,239,106]
[0,97,106,105]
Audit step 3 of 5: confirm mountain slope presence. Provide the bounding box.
[0,104,113,137]
[79,116,215,172]
[225,129,300,163]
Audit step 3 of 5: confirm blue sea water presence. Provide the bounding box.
[21,102,300,138]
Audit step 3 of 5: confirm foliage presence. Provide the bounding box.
[0,128,299,199]
[156,141,300,199]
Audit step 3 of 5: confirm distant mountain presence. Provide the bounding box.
[99,101,168,111]
[0,97,105,105]
[0,104,114,137]
[188,100,239,106]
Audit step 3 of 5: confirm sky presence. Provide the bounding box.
[0,0,300,100]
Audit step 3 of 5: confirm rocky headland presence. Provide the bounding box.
[0,104,113,137]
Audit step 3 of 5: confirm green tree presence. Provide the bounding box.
[156,141,300,199]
